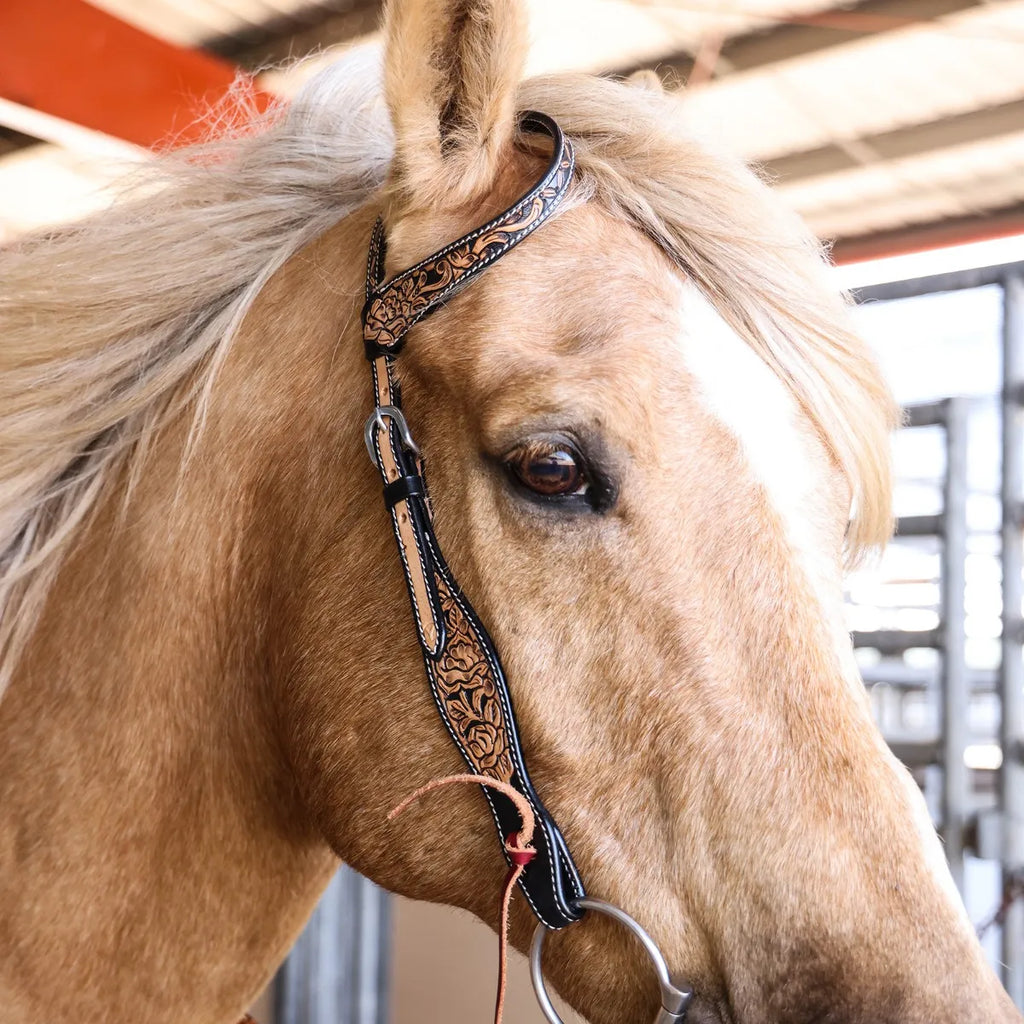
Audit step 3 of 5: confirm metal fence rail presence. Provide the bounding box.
[1001,272,1024,1007]
[852,396,970,891]
[854,261,1024,1007]
[274,868,391,1024]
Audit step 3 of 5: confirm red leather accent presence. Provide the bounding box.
[506,831,537,867]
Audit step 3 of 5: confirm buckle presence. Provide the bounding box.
[364,405,421,465]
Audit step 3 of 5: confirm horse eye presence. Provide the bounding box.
[504,441,588,498]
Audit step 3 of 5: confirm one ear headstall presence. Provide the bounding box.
[361,112,586,929]
[363,111,574,358]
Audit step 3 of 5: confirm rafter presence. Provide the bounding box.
[767,99,1024,182]
[831,201,1024,263]
[205,0,381,70]
[0,0,270,150]
[617,0,985,83]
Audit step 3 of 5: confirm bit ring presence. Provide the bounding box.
[529,897,692,1024]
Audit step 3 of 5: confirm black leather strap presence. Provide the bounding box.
[383,474,426,508]
[362,112,586,929]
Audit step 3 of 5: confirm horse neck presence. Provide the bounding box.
[0,209,378,1024]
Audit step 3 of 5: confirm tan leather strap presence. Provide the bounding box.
[361,112,586,929]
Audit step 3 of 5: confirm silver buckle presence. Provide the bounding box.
[530,897,693,1024]
[364,405,421,464]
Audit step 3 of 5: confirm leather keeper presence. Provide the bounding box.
[364,335,403,361]
[384,474,427,508]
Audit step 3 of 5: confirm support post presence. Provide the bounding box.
[941,396,969,893]
[1001,273,1024,1008]
[274,868,391,1024]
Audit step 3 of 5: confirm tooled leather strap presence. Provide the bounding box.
[363,112,575,358]
[362,112,585,929]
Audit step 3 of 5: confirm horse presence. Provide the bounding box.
[0,0,1018,1021]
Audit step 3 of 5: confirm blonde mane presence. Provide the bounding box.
[0,49,896,697]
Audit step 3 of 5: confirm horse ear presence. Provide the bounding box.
[626,69,664,93]
[383,0,528,206]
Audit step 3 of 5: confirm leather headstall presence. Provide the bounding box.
[361,111,586,929]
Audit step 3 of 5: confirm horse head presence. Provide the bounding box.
[297,2,1014,1021]
[0,1,1018,1022]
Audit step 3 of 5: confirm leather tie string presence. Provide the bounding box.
[388,775,539,1024]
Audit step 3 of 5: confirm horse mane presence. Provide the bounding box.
[0,48,896,697]
[0,45,393,696]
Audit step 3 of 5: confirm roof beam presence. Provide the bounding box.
[831,202,1024,263]
[767,98,1024,182]
[205,1,381,70]
[619,0,984,82]
[0,0,270,150]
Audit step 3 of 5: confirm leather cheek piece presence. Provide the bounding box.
[378,436,445,658]
[417,548,587,927]
[390,496,445,657]
[367,379,444,657]
[360,111,587,930]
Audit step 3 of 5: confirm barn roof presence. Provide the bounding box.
[2,0,1022,258]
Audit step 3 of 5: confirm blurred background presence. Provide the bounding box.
[4,0,1024,1020]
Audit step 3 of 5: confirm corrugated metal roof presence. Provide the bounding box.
[2,0,1022,255]
[89,0,322,45]
[678,1,1024,162]
[779,130,1024,238]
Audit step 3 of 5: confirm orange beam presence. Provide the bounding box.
[831,208,1024,264]
[0,0,271,149]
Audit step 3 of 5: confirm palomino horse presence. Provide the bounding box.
[0,1,1019,1021]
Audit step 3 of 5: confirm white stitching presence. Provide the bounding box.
[368,152,575,356]
[368,359,444,657]
[380,176,574,343]
[423,531,571,927]
[366,146,575,353]
[374,140,571,290]
[374,151,572,307]
[365,218,385,296]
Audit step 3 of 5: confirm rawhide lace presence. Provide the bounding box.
[388,774,539,1024]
